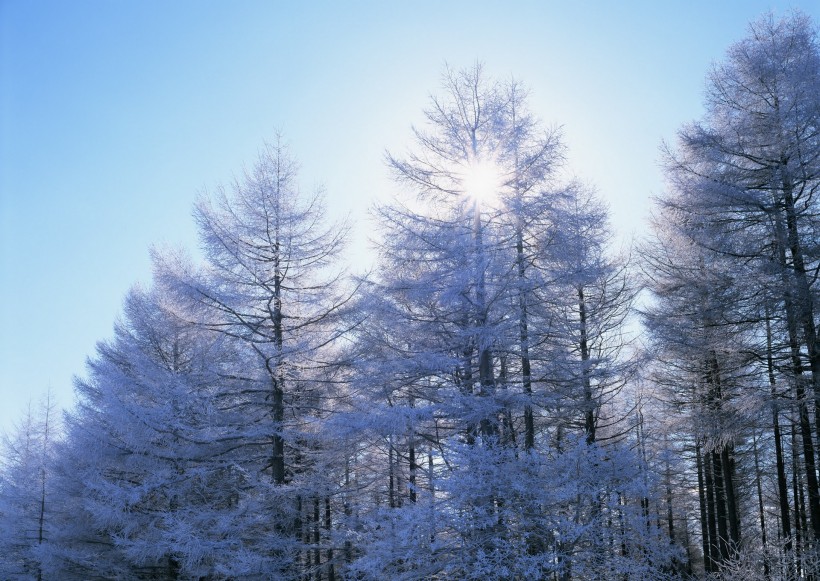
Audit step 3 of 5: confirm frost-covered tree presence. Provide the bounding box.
[158,137,354,578]
[0,394,58,580]
[40,284,258,579]
[540,183,636,446]
[347,63,674,580]
[647,11,820,576]
[641,204,757,572]
[185,137,350,486]
[33,139,353,580]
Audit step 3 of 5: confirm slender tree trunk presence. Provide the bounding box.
[460,314,477,445]
[637,410,651,533]
[388,436,396,509]
[775,208,820,541]
[497,354,516,447]
[299,495,308,581]
[792,419,805,577]
[470,156,496,441]
[271,221,286,486]
[703,352,735,562]
[780,173,820,445]
[272,380,286,484]
[768,311,794,557]
[429,446,436,544]
[314,496,321,581]
[722,445,741,551]
[509,91,536,452]
[711,449,731,564]
[408,431,417,503]
[618,492,628,559]
[516,223,535,450]
[683,514,694,576]
[696,443,714,573]
[753,431,771,579]
[344,458,352,565]
[705,449,720,569]
[793,371,820,541]
[578,287,595,444]
[325,497,334,581]
[664,437,675,543]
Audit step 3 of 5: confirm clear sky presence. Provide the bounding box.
[2,1,818,432]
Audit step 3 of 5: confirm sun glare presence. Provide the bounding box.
[462,157,503,207]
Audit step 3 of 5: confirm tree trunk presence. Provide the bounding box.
[664,437,675,543]
[704,448,720,569]
[325,497,334,581]
[472,193,497,441]
[711,449,731,564]
[753,431,771,579]
[408,430,417,503]
[388,436,396,509]
[271,226,286,485]
[272,380,286,485]
[578,286,595,444]
[696,443,714,573]
[516,223,535,451]
[792,419,805,577]
[775,207,820,541]
[780,171,820,445]
[722,445,741,551]
[313,496,321,581]
[768,312,794,556]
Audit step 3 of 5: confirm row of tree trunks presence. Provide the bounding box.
[695,439,740,570]
[298,495,335,581]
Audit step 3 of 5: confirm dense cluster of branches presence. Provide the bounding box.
[1,11,819,580]
[641,11,820,580]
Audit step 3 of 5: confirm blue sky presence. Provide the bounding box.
[2,1,818,432]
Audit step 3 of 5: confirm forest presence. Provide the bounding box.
[2,11,820,581]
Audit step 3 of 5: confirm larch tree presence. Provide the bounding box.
[540,182,637,446]
[40,283,254,579]
[646,10,820,577]
[159,137,354,579]
[347,63,675,580]
[0,393,58,581]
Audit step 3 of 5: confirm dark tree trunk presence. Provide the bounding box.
[578,286,595,444]
[792,419,805,577]
[768,312,794,556]
[696,443,714,573]
[753,432,771,579]
[711,449,731,563]
[775,209,820,541]
[388,438,396,509]
[516,224,535,451]
[722,445,741,551]
[313,496,321,581]
[665,440,675,543]
[704,449,720,569]
[780,173,820,448]
[325,497,334,581]
[408,431,417,503]
[271,228,286,486]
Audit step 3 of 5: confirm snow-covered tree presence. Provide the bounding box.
[0,394,58,580]
[347,63,674,579]
[647,11,820,576]
[41,284,258,578]
[158,137,354,578]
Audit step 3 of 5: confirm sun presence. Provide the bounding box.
[461,156,503,207]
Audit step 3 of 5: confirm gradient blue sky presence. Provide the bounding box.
[2,1,818,432]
